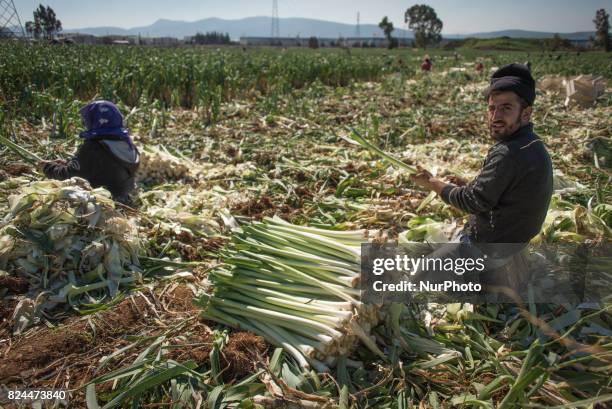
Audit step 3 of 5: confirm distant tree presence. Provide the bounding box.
[192,32,203,44]
[588,35,595,48]
[25,4,62,39]
[24,21,41,38]
[593,8,610,51]
[551,33,562,51]
[378,16,397,49]
[41,6,61,38]
[404,4,443,48]
[549,33,569,51]
[191,31,231,45]
[308,36,319,49]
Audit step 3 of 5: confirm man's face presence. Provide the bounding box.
[487,91,531,140]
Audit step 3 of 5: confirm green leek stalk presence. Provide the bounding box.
[0,134,44,164]
[346,127,438,212]
[346,127,417,173]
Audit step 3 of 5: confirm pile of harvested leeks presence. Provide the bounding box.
[197,215,383,371]
[0,177,143,331]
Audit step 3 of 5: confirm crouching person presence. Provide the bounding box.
[40,100,140,204]
[408,64,553,298]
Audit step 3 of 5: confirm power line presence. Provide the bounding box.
[0,0,26,39]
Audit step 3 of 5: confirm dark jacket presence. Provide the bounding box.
[441,123,553,244]
[43,138,139,202]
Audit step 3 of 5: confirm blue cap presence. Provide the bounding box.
[79,100,130,140]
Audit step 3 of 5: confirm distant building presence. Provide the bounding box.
[240,37,308,47]
[345,37,413,47]
[567,39,592,49]
[61,33,99,44]
[142,36,180,46]
[100,35,139,45]
[239,36,413,48]
[57,34,182,46]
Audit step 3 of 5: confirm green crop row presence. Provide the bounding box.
[1,43,609,123]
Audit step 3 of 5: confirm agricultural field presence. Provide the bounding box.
[0,43,611,408]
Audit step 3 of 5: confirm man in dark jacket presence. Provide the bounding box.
[411,63,553,246]
[40,100,140,204]
[407,63,553,294]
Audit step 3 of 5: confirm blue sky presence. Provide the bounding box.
[13,0,610,33]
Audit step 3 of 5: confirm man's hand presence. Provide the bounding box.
[410,165,450,195]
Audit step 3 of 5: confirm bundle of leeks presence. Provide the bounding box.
[196,215,383,371]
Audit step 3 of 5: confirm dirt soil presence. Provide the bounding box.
[0,293,154,385]
[0,276,29,294]
[0,285,269,407]
[231,195,299,221]
[4,163,33,177]
[221,331,268,381]
[0,286,196,397]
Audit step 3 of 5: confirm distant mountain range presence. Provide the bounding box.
[448,29,594,40]
[61,17,596,41]
[64,17,406,39]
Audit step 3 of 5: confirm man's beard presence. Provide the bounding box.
[489,113,522,140]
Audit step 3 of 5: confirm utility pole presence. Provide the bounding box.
[355,11,360,38]
[271,0,280,40]
[0,0,26,39]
